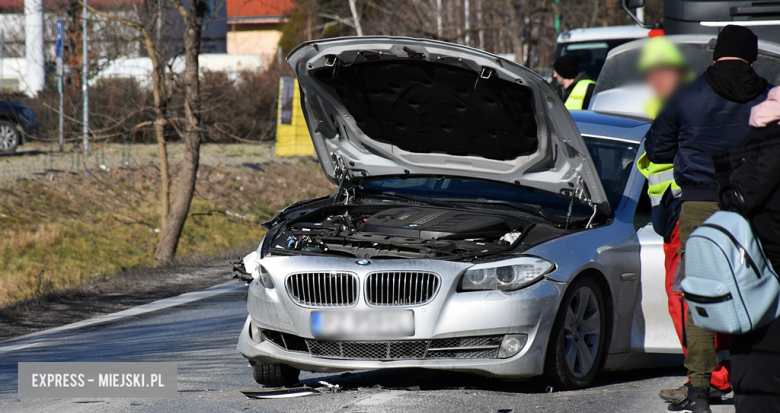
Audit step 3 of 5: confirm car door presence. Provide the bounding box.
[630,150,685,354]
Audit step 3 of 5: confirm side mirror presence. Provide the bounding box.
[622,0,655,29]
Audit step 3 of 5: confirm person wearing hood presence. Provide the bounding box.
[644,25,771,413]
[553,55,595,110]
[635,36,733,405]
[713,87,780,413]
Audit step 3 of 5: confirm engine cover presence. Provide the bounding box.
[363,207,507,239]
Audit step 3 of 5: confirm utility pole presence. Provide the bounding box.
[56,20,64,152]
[1,30,4,92]
[82,0,89,155]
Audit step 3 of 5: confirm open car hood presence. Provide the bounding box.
[287,37,610,216]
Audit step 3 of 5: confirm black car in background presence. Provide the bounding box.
[0,100,40,154]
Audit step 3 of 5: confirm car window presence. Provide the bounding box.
[594,43,780,95]
[582,136,638,209]
[555,39,638,81]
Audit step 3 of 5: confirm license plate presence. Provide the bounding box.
[311,310,415,338]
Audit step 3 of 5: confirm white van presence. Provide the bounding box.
[555,25,651,80]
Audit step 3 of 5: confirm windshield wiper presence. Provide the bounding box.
[443,198,556,221]
[360,190,462,209]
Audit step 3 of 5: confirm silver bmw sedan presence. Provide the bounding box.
[236,37,680,390]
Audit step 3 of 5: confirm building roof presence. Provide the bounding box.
[227,0,294,23]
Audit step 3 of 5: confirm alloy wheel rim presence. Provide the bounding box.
[0,125,15,150]
[562,285,601,378]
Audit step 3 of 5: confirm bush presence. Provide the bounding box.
[2,64,291,146]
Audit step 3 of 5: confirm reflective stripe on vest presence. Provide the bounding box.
[647,169,675,186]
[564,79,595,110]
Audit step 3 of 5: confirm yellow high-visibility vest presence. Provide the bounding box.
[637,153,681,207]
[564,79,595,110]
[636,95,681,206]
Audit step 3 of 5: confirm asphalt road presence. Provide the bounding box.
[0,285,736,413]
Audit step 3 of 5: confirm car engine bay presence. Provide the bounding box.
[267,204,571,260]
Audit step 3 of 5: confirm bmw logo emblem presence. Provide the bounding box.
[356,259,370,266]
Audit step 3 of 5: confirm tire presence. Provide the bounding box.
[0,120,20,154]
[543,275,607,390]
[251,363,300,387]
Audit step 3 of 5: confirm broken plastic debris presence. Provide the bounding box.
[240,387,316,399]
[98,164,109,171]
[316,381,341,393]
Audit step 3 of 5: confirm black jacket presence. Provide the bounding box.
[714,122,780,412]
[645,61,770,202]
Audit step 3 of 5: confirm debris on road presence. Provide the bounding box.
[357,384,383,392]
[240,387,317,399]
[316,381,341,393]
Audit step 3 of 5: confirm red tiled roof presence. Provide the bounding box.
[227,0,294,19]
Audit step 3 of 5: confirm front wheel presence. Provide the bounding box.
[251,363,300,387]
[0,120,19,154]
[543,276,606,390]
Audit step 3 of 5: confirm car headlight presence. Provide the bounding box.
[257,265,275,289]
[459,257,554,292]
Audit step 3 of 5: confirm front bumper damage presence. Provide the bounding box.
[237,255,563,379]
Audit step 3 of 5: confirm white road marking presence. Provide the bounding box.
[355,391,402,406]
[0,280,246,356]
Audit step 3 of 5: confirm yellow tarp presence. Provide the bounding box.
[275,77,315,157]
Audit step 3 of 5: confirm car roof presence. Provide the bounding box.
[572,110,649,143]
[606,34,780,60]
[557,25,650,44]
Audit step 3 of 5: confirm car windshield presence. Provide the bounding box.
[595,42,780,95]
[360,136,637,220]
[555,39,640,80]
[361,177,594,221]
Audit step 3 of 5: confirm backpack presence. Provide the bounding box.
[682,210,780,334]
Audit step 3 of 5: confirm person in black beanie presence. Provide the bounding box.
[553,55,595,110]
[644,24,772,413]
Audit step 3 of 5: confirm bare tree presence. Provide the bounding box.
[81,0,172,240]
[154,0,209,264]
[348,0,363,36]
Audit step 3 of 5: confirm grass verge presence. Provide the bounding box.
[0,157,332,306]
